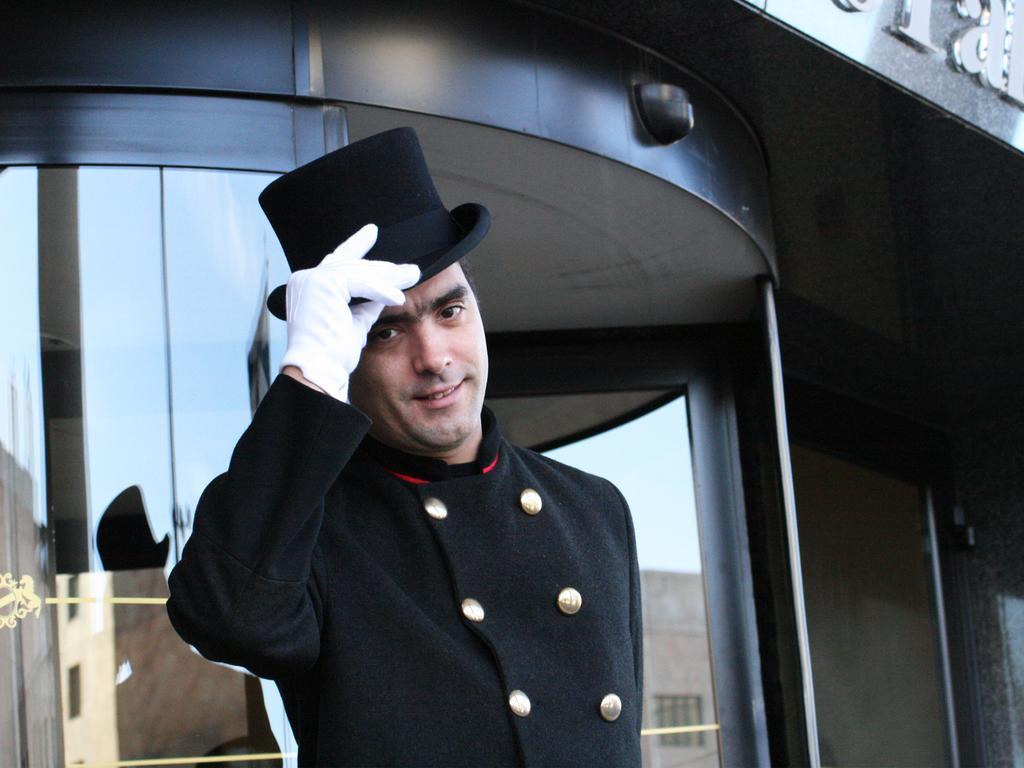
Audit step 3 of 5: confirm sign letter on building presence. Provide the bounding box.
[894,0,939,51]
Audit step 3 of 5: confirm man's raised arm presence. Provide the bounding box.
[165,225,419,678]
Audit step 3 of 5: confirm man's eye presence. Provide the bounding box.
[441,305,464,320]
[373,328,397,342]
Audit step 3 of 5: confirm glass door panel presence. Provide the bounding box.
[161,166,293,764]
[161,168,290,552]
[4,165,292,768]
[791,443,949,767]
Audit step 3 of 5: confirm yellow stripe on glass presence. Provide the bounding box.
[46,597,168,605]
[66,754,294,768]
[641,723,720,736]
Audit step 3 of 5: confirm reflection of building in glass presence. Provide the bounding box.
[56,573,118,764]
[0,378,61,766]
[54,570,278,765]
[641,570,717,768]
[653,695,704,747]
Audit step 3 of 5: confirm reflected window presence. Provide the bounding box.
[68,665,81,719]
[67,575,79,621]
[654,694,704,747]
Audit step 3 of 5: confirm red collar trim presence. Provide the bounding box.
[385,469,430,485]
[482,452,500,474]
[385,450,501,485]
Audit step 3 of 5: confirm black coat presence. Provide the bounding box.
[167,375,643,767]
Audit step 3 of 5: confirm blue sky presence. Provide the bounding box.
[547,395,702,574]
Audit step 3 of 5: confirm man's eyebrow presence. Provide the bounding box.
[373,285,469,327]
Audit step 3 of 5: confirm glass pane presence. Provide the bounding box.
[77,167,173,571]
[24,166,290,767]
[53,573,263,765]
[542,394,721,768]
[161,168,289,550]
[489,391,673,449]
[161,167,293,763]
[0,167,60,766]
[791,443,948,767]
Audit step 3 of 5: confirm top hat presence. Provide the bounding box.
[261,127,490,320]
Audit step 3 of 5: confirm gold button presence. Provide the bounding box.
[600,693,622,722]
[557,587,583,615]
[519,488,542,515]
[461,598,485,623]
[508,689,531,717]
[423,496,447,520]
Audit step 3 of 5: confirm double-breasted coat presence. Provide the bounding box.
[167,374,643,766]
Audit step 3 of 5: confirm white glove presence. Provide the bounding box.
[280,224,420,401]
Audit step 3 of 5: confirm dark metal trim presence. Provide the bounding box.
[759,279,821,768]
[687,349,772,767]
[487,325,742,396]
[924,488,962,768]
[0,91,301,172]
[527,389,683,453]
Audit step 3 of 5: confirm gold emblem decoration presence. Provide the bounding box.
[0,573,42,629]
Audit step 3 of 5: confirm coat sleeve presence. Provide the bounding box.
[166,373,371,679]
[613,483,644,734]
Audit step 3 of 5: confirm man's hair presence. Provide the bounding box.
[459,256,479,302]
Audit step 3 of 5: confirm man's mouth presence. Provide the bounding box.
[415,381,463,402]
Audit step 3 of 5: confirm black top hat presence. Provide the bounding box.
[261,127,490,320]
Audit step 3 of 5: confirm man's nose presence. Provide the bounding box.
[412,327,452,375]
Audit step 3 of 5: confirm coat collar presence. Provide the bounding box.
[354,406,502,483]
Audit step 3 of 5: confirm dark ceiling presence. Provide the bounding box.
[524,0,1024,427]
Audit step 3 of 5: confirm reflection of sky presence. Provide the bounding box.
[0,167,46,525]
[79,168,174,567]
[545,396,702,573]
[73,168,287,568]
[162,169,287,533]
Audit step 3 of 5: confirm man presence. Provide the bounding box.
[167,128,643,767]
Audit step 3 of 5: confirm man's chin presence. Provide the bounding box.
[411,424,474,454]
[402,411,482,458]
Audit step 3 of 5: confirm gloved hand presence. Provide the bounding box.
[280,224,420,402]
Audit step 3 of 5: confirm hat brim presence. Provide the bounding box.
[267,202,490,321]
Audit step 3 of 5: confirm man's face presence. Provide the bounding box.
[349,262,489,463]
